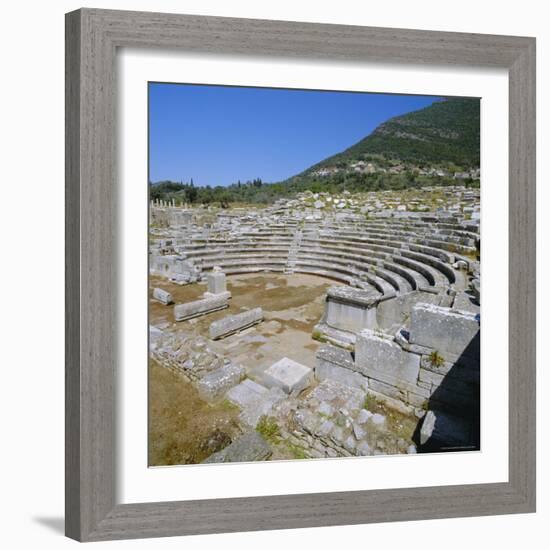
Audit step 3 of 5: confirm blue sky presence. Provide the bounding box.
[149,83,441,186]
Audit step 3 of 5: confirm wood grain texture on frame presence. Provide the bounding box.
[65,8,536,542]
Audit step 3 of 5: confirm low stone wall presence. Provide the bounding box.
[315,345,368,392]
[316,302,480,414]
[150,254,200,284]
[197,363,245,402]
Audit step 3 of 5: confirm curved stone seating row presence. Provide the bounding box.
[297,239,455,285]
[180,241,440,292]
[341,231,475,257]
[151,213,478,300]
[196,220,478,257]
[184,232,462,275]
[191,245,426,296]
[328,219,478,239]
[296,251,428,292]
[284,251,409,294]
[359,219,478,238]
[167,235,458,295]
[185,249,396,296]
[329,228,477,256]
[308,235,456,265]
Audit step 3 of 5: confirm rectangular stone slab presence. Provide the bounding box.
[196,363,245,403]
[209,308,263,340]
[174,295,228,322]
[409,303,480,359]
[152,287,173,305]
[226,379,269,409]
[355,329,421,392]
[262,357,313,395]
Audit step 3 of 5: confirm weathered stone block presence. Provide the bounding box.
[356,329,421,392]
[226,379,268,409]
[209,308,263,340]
[409,303,480,360]
[226,379,286,428]
[174,295,228,322]
[239,388,286,428]
[307,379,366,412]
[367,378,407,402]
[262,357,313,395]
[325,286,382,333]
[203,432,272,463]
[149,325,163,349]
[315,362,368,392]
[196,363,245,403]
[207,271,227,294]
[152,287,173,305]
[315,344,368,391]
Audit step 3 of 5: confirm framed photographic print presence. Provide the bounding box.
[65,8,536,542]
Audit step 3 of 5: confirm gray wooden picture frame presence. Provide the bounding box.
[65,8,536,542]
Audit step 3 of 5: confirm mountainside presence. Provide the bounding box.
[300,97,480,177]
[150,97,480,207]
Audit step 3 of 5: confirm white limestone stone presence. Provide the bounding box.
[356,329,421,392]
[152,287,173,305]
[209,308,263,340]
[356,409,372,424]
[357,441,371,456]
[196,363,245,403]
[174,295,228,321]
[409,303,480,359]
[207,271,227,294]
[226,379,268,409]
[262,357,314,395]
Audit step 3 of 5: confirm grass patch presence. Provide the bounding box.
[219,399,239,412]
[312,330,328,343]
[284,441,309,460]
[363,393,378,411]
[256,416,281,444]
[428,350,445,368]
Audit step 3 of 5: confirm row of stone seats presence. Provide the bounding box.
[242,220,478,244]
[185,228,470,266]
[305,237,456,282]
[237,223,477,257]
[358,219,479,238]
[180,242,436,295]
[170,235,460,295]
[153,216,477,298]
[295,250,431,292]
[327,227,477,256]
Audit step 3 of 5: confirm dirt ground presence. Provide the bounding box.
[148,359,242,466]
[149,272,340,369]
[149,272,341,465]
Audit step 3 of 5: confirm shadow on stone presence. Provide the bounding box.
[413,331,480,453]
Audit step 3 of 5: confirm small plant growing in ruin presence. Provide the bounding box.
[428,350,445,368]
[363,393,377,411]
[285,441,308,460]
[256,416,281,443]
[312,330,328,343]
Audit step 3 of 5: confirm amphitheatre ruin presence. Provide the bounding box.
[149,186,480,465]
